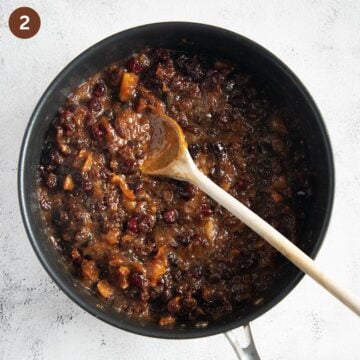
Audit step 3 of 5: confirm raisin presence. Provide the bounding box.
[127,58,144,74]
[156,48,171,62]
[40,197,51,211]
[138,214,155,233]
[108,69,122,86]
[121,159,138,175]
[176,235,191,246]
[58,109,75,131]
[90,123,104,141]
[46,173,57,189]
[167,252,178,266]
[230,95,248,108]
[93,81,106,97]
[82,180,93,192]
[210,142,226,158]
[88,98,101,112]
[176,182,195,201]
[188,143,201,159]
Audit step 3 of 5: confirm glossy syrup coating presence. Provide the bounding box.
[37,48,312,328]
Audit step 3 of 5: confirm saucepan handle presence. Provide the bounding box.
[225,324,261,360]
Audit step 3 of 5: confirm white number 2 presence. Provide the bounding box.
[19,15,30,30]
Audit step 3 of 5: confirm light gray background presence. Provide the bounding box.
[1,1,359,359]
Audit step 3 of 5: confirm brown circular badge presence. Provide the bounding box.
[9,7,41,39]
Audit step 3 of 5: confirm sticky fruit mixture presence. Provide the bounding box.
[37,48,311,328]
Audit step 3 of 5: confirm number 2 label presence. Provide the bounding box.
[19,15,30,30]
[9,7,41,39]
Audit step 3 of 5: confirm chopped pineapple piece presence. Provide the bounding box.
[82,152,93,172]
[118,266,130,289]
[97,280,114,299]
[111,174,136,200]
[119,72,139,101]
[204,217,218,243]
[63,175,75,191]
[159,315,176,326]
[81,259,99,282]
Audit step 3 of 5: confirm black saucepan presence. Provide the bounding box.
[18,22,334,357]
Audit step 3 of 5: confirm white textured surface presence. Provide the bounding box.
[1,0,359,359]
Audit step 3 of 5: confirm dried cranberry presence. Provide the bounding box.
[93,81,106,97]
[127,215,139,232]
[162,209,178,224]
[131,272,146,289]
[200,203,212,217]
[188,143,201,159]
[127,58,144,74]
[121,159,137,175]
[88,98,101,112]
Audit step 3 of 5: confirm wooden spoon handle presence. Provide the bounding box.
[190,166,360,316]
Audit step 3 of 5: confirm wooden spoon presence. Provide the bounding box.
[141,112,360,316]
